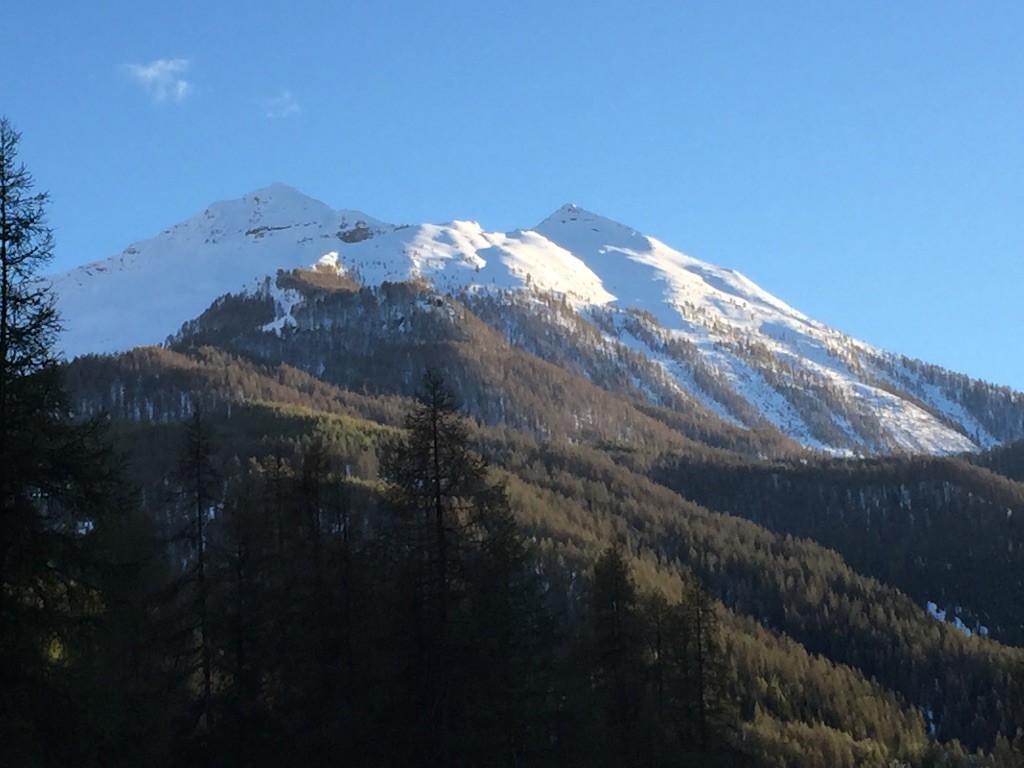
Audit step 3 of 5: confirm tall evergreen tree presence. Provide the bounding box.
[0,115,80,764]
[682,576,733,749]
[589,546,647,767]
[212,478,274,768]
[383,369,540,766]
[0,116,157,766]
[642,591,693,755]
[178,407,219,755]
[383,371,477,764]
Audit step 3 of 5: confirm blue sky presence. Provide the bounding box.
[3,2,1023,388]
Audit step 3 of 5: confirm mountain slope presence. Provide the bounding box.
[61,348,1024,755]
[51,183,390,358]
[165,274,789,457]
[50,185,1024,455]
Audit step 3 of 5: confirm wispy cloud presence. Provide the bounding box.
[265,89,300,119]
[126,58,192,103]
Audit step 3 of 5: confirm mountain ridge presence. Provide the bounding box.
[49,184,1024,455]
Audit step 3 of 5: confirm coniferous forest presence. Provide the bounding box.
[4,118,1024,767]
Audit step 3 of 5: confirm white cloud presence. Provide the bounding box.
[126,59,192,103]
[266,89,300,119]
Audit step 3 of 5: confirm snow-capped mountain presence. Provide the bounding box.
[50,184,1024,455]
[50,184,390,357]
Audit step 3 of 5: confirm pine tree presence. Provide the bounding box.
[0,116,77,765]
[643,590,694,754]
[178,407,219,753]
[213,478,274,768]
[382,369,535,765]
[0,118,58,422]
[0,115,148,766]
[589,546,646,767]
[682,576,734,749]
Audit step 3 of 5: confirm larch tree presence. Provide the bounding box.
[590,545,647,767]
[382,369,533,765]
[178,406,219,744]
[0,115,72,763]
[683,575,733,749]
[0,115,149,766]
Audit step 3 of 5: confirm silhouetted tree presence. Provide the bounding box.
[178,407,219,754]
[0,116,158,767]
[383,369,541,765]
[590,546,646,767]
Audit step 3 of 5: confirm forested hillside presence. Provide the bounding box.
[53,344,1024,766]
[47,265,1024,765]
[6,117,1024,766]
[651,452,1024,644]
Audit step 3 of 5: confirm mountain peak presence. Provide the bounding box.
[202,185,390,236]
[49,184,391,359]
[232,182,325,209]
[249,181,304,196]
[543,202,604,221]
[534,203,639,235]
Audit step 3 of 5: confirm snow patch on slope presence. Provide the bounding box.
[926,601,988,638]
[260,280,304,335]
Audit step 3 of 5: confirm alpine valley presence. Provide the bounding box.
[47,185,1024,766]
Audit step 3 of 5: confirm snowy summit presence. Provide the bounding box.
[49,185,1024,456]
